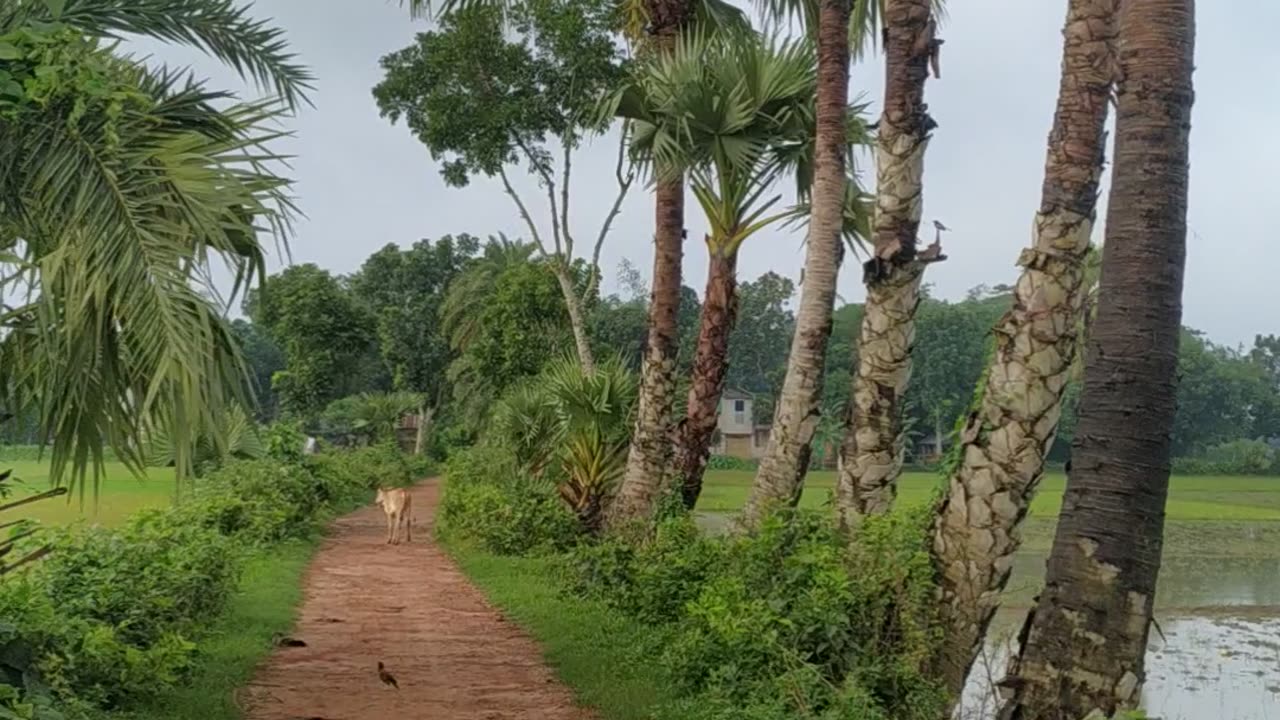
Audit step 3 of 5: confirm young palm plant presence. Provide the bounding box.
[492,356,637,533]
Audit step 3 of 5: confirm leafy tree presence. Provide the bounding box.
[374,0,632,371]
[249,264,379,418]
[230,319,285,421]
[444,249,576,432]
[0,2,305,487]
[727,272,796,422]
[351,235,480,409]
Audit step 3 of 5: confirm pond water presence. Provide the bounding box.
[955,552,1280,719]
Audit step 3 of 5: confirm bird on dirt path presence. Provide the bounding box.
[378,661,399,690]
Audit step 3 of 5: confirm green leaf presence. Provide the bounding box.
[43,0,67,19]
[0,43,21,60]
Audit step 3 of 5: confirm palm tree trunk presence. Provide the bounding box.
[553,264,597,374]
[998,1,1194,717]
[929,0,1119,701]
[606,0,690,531]
[678,250,739,509]
[834,0,940,526]
[743,0,851,527]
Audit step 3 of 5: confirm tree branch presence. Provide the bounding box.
[561,138,574,261]
[513,136,564,257]
[497,167,550,258]
[584,125,636,302]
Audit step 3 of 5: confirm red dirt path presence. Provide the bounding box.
[243,480,595,720]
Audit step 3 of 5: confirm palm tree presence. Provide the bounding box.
[928,0,1120,701]
[831,0,945,525]
[997,1,1195,716]
[609,33,866,510]
[0,3,305,490]
[402,0,745,532]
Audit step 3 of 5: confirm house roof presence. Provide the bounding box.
[722,388,753,400]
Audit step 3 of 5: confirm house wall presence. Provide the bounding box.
[717,397,754,436]
[724,433,754,459]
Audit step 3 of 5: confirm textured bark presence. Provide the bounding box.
[553,265,597,374]
[998,1,1195,717]
[835,0,939,526]
[743,0,851,527]
[929,0,1119,701]
[603,0,691,532]
[677,251,739,509]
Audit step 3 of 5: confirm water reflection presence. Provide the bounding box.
[962,615,1280,720]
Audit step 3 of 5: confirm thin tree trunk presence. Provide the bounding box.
[678,251,739,509]
[553,264,597,374]
[834,0,941,526]
[743,0,852,528]
[929,0,1119,701]
[605,0,692,532]
[998,1,1194,717]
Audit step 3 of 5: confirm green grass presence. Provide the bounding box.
[3,460,176,528]
[447,539,685,720]
[100,540,318,720]
[697,469,1280,521]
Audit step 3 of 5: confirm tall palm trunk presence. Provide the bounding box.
[678,250,739,508]
[742,0,851,526]
[998,1,1194,717]
[834,0,941,525]
[929,0,1118,700]
[554,265,597,374]
[605,0,691,531]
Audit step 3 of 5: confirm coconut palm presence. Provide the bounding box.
[0,6,304,491]
[998,1,1195,716]
[929,0,1120,701]
[606,32,873,509]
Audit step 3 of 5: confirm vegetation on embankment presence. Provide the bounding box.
[440,444,948,720]
[98,542,317,720]
[0,443,423,720]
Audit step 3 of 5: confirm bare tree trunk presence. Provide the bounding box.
[998,1,1194,717]
[742,0,851,527]
[929,0,1119,702]
[605,0,693,532]
[553,264,597,374]
[834,0,941,527]
[677,251,739,509]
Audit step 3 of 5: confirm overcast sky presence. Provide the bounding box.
[137,0,1277,349]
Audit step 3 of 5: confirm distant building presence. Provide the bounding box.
[711,389,771,460]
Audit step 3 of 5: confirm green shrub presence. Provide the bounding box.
[0,449,378,716]
[1173,438,1277,475]
[563,514,723,624]
[306,442,411,494]
[440,445,580,555]
[0,513,239,710]
[705,455,757,472]
[660,508,943,719]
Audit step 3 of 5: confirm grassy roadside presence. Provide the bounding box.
[445,537,685,720]
[100,541,318,720]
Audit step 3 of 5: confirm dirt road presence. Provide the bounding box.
[243,480,593,720]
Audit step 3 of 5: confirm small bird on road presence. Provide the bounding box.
[377,662,399,690]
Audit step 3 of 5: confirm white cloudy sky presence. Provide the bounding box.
[137,0,1278,348]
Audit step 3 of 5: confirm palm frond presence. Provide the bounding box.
[19,0,313,109]
[0,42,296,491]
